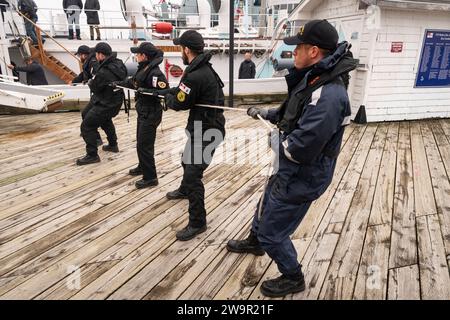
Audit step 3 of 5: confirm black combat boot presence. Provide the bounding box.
[135,178,158,189]
[129,166,143,176]
[96,138,103,147]
[166,188,189,200]
[76,29,81,40]
[102,144,119,153]
[68,28,74,40]
[76,154,100,166]
[226,231,265,256]
[260,273,306,298]
[176,225,207,241]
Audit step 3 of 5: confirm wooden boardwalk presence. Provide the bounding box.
[0,110,449,300]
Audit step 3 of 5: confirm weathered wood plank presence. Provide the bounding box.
[431,121,450,179]
[369,122,399,226]
[319,124,388,299]
[389,122,417,269]
[388,265,420,300]
[410,122,437,217]
[353,224,391,300]
[420,122,450,256]
[417,214,450,300]
[35,260,121,300]
[329,125,378,224]
[439,119,450,142]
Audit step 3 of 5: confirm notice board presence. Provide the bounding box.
[415,29,450,87]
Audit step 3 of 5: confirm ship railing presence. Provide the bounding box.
[1,4,286,41]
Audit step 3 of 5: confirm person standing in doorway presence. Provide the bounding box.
[85,0,101,41]
[8,57,48,85]
[63,0,83,40]
[238,52,256,79]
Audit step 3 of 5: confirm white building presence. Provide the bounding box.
[290,0,450,122]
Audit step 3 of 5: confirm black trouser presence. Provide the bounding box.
[136,108,162,180]
[81,104,118,156]
[178,130,223,228]
[81,103,101,141]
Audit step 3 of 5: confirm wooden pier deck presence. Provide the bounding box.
[0,110,449,300]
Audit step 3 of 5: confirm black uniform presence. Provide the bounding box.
[81,54,127,156]
[165,52,226,229]
[117,56,168,180]
[73,49,104,143]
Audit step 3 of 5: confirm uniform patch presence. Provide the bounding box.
[177,91,186,102]
[152,76,158,88]
[158,81,167,89]
[179,82,191,94]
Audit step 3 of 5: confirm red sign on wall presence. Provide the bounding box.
[391,42,404,53]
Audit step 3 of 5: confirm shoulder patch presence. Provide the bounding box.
[152,76,158,88]
[158,81,167,89]
[179,82,191,94]
[177,91,186,102]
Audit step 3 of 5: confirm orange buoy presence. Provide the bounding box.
[152,22,173,34]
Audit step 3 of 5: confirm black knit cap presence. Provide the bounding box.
[284,20,339,50]
[75,45,90,55]
[130,42,163,58]
[173,30,204,52]
[94,42,112,56]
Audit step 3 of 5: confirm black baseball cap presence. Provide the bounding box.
[95,42,112,56]
[75,45,90,55]
[130,42,163,58]
[173,30,204,52]
[284,20,339,50]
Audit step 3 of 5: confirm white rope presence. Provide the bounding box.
[115,85,248,112]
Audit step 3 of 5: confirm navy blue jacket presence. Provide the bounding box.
[266,42,355,204]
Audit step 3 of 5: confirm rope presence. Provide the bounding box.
[115,85,248,113]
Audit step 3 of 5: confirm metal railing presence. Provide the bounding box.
[13,7,80,63]
[0,3,299,47]
[1,3,294,40]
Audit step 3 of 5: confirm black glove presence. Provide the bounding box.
[247,107,268,120]
[109,82,118,89]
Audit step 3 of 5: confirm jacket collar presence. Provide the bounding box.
[288,42,357,95]
[185,52,212,74]
[138,56,163,71]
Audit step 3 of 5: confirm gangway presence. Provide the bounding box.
[0,82,65,113]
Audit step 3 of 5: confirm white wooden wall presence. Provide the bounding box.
[311,0,360,17]
[364,9,450,122]
[305,0,450,122]
[310,0,367,115]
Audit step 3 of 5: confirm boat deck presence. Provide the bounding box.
[0,110,449,300]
